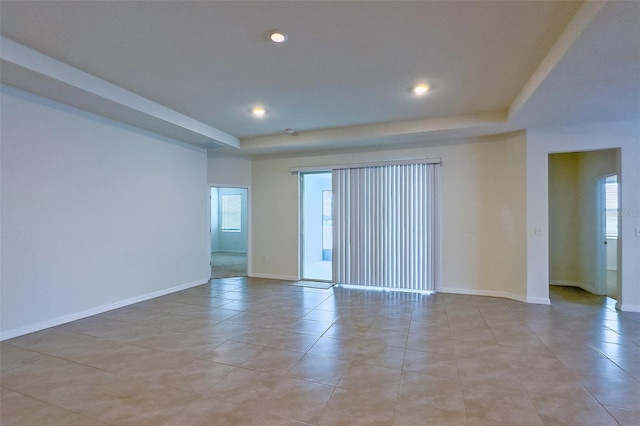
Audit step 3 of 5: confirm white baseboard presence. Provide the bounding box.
[616,302,640,312]
[441,287,505,298]
[249,273,298,281]
[440,287,550,305]
[525,296,551,305]
[0,279,209,341]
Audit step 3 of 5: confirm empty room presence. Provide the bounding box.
[1,1,639,425]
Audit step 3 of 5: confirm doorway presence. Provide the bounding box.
[211,187,248,278]
[300,172,333,281]
[547,149,619,302]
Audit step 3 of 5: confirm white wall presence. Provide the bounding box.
[207,154,252,186]
[251,132,529,301]
[527,120,640,311]
[0,86,211,339]
[548,153,580,285]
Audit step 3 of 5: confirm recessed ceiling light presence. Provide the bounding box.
[412,83,430,95]
[269,30,288,43]
[251,106,266,117]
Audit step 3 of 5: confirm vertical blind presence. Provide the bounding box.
[332,162,439,291]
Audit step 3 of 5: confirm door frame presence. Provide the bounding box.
[209,184,252,279]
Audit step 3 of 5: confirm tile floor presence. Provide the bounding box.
[1,280,639,425]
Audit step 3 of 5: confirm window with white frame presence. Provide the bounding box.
[221,194,242,232]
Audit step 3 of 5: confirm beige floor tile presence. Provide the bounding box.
[610,356,640,381]
[308,335,367,360]
[604,405,640,426]
[0,388,107,426]
[370,317,412,332]
[577,375,640,410]
[125,327,225,356]
[168,396,303,425]
[206,367,283,404]
[4,327,74,349]
[231,328,320,352]
[394,400,469,426]
[140,312,220,332]
[314,387,396,426]
[556,350,635,381]
[591,341,640,360]
[403,348,459,378]
[0,343,49,374]
[81,382,203,425]
[64,318,165,343]
[529,392,618,426]
[1,354,114,401]
[95,306,167,323]
[283,319,334,335]
[205,340,265,366]
[129,298,190,313]
[8,329,125,364]
[490,329,547,348]
[334,314,376,328]
[322,322,371,340]
[354,343,406,370]
[510,365,594,401]
[408,320,451,337]
[287,353,350,386]
[170,304,241,321]
[498,345,565,371]
[406,332,455,355]
[246,377,334,423]
[229,313,302,328]
[197,320,251,339]
[360,328,409,348]
[2,281,636,425]
[338,361,402,398]
[3,361,197,426]
[120,355,236,394]
[70,342,158,372]
[239,345,305,375]
[303,309,341,323]
[397,370,466,413]
[455,356,522,389]
[462,382,534,411]
[465,399,544,426]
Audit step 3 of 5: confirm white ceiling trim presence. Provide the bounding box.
[0,36,240,149]
[241,110,511,153]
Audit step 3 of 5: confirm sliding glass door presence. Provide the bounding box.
[301,172,333,281]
